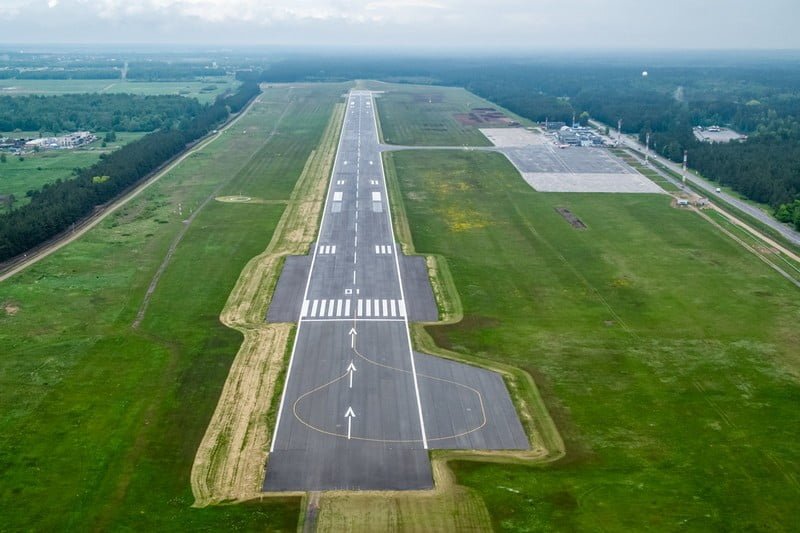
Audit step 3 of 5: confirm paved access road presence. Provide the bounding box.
[264,91,527,491]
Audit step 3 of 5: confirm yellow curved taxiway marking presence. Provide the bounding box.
[291,318,487,443]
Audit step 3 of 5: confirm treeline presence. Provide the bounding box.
[0,82,260,262]
[216,81,260,113]
[258,56,800,214]
[126,62,227,81]
[0,68,120,80]
[690,138,800,212]
[775,200,800,230]
[0,93,204,133]
[0,64,228,81]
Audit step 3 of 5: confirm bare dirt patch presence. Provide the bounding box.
[3,302,19,316]
[315,459,491,532]
[455,107,518,127]
[216,195,253,203]
[555,207,587,229]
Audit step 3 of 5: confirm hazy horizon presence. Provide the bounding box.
[1,0,798,51]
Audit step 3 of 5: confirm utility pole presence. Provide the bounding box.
[682,150,688,184]
[645,132,651,166]
[617,118,623,144]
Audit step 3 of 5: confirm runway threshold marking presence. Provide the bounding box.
[272,91,432,453]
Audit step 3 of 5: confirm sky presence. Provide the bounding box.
[1,0,798,50]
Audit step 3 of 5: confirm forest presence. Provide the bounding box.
[0,82,260,262]
[0,93,205,133]
[258,55,800,227]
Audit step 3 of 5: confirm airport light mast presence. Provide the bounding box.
[682,150,688,184]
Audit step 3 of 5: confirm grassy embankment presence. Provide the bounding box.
[0,133,144,206]
[0,76,239,103]
[0,83,347,530]
[386,147,800,531]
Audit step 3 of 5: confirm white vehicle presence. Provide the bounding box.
[715,187,721,193]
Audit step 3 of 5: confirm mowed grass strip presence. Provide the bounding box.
[386,148,800,531]
[0,83,348,530]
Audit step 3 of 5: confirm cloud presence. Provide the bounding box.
[0,0,30,18]
[0,0,798,49]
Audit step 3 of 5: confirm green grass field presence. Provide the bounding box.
[0,133,144,205]
[0,77,239,103]
[385,146,800,531]
[3,79,799,531]
[371,82,533,147]
[0,82,349,530]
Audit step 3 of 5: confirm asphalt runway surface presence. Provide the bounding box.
[264,91,527,492]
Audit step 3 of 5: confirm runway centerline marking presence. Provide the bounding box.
[271,90,431,456]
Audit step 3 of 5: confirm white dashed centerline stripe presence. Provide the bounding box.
[272,91,429,453]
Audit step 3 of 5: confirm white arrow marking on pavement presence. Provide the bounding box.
[349,327,357,348]
[345,406,356,439]
[347,360,357,388]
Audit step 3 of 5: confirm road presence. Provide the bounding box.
[264,91,527,491]
[590,119,800,247]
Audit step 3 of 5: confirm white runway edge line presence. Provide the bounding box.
[369,92,429,449]
[270,91,356,453]
[270,90,429,452]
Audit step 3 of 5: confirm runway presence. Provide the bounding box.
[264,91,527,491]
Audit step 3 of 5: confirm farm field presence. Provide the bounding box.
[0,77,239,103]
[0,133,144,206]
[0,82,349,530]
[369,81,534,147]
[385,146,800,531]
